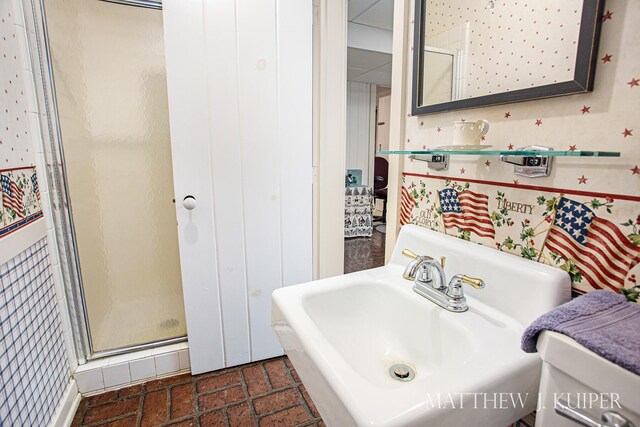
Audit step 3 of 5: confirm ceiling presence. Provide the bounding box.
[347,0,394,86]
[349,0,394,30]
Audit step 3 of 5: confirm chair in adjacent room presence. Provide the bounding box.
[373,156,389,224]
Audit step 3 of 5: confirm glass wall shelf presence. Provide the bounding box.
[379,147,621,178]
[378,149,620,157]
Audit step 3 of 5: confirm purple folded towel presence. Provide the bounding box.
[521,290,640,375]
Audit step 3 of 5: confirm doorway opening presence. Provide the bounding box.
[344,0,394,273]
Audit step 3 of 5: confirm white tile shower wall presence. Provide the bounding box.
[0,239,70,426]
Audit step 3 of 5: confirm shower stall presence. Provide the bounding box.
[38,0,186,359]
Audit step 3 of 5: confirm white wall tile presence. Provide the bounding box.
[74,369,104,393]
[102,363,131,389]
[155,352,180,376]
[46,228,60,265]
[0,238,70,424]
[178,349,190,370]
[129,358,156,382]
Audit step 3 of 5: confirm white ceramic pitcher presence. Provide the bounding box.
[453,119,490,146]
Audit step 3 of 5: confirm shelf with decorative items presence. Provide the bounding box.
[378,145,621,178]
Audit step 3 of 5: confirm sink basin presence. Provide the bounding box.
[272,225,570,426]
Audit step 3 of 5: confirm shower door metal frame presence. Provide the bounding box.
[99,0,162,10]
[423,46,461,104]
[23,0,186,363]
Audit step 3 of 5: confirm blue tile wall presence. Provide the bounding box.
[0,239,70,426]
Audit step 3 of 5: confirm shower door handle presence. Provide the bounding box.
[182,195,197,210]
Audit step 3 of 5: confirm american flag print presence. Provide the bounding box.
[400,186,417,226]
[437,188,495,238]
[1,174,24,218]
[544,197,640,292]
[31,172,40,201]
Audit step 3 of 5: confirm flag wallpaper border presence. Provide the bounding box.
[0,166,44,238]
[401,173,640,301]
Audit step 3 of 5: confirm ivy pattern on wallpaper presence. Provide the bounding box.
[401,176,640,300]
[403,0,640,300]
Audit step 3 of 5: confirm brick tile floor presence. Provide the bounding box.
[344,228,386,273]
[71,356,323,427]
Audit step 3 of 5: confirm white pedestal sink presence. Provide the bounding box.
[272,225,571,426]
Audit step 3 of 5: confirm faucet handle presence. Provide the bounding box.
[402,249,419,259]
[460,275,484,289]
[446,274,485,299]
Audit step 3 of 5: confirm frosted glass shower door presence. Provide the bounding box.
[44,0,186,351]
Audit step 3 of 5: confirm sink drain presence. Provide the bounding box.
[388,364,416,382]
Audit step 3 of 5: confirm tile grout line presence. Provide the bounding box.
[238,365,261,426]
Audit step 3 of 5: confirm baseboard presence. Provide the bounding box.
[50,379,81,427]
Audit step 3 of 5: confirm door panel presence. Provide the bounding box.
[162,0,225,374]
[163,0,313,373]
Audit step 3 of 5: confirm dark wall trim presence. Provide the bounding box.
[411,0,605,116]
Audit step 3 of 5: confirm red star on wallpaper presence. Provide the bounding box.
[420,121,424,126]
[481,136,486,141]
[628,78,639,88]
[460,168,466,174]
[580,106,590,114]
[631,165,640,175]
[513,179,519,185]
[436,127,441,132]
[485,161,491,167]
[601,54,612,63]
[602,10,613,22]
[422,145,427,149]
[504,112,511,119]
[507,143,514,150]
[578,175,588,184]
[569,145,577,151]
[535,119,543,126]
[623,128,633,137]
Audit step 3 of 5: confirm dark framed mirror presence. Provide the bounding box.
[412,0,605,115]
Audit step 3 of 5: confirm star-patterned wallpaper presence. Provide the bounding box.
[402,0,640,300]
[0,0,43,236]
[425,0,582,98]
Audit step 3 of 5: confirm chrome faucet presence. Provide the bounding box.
[402,249,485,312]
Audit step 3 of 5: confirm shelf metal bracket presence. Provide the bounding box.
[500,145,553,178]
[409,154,449,171]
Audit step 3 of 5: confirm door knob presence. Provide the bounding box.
[182,195,196,210]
